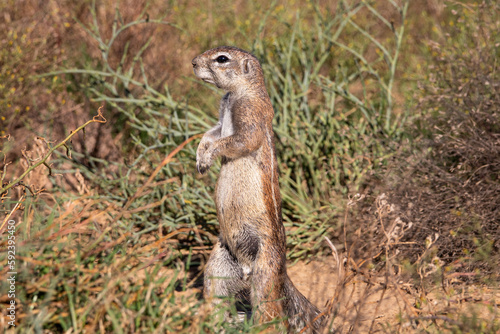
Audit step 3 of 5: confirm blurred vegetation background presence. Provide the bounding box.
[0,0,498,332]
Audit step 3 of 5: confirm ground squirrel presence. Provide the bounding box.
[192,46,322,332]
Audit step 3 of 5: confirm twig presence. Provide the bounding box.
[0,195,25,232]
[325,236,342,279]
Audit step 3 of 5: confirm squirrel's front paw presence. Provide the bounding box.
[196,150,213,175]
[196,141,213,174]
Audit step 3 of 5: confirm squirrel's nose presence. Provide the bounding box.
[192,57,199,68]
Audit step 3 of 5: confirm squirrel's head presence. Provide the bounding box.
[192,46,265,93]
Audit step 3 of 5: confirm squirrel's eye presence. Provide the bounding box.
[215,55,229,63]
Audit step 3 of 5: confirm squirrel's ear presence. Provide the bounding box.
[242,58,252,74]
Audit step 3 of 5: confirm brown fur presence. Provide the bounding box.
[192,46,323,332]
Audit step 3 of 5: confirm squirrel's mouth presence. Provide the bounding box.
[202,78,216,85]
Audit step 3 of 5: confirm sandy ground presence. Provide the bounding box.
[288,259,410,333]
[287,258,500,333]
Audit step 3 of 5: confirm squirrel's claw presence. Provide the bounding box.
[196,160,211,175]
[197,163,205,175]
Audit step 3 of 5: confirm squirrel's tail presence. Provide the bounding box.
[283,275,324,333]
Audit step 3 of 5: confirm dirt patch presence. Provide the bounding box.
[287,258,499,333]
[288,259,405,333]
